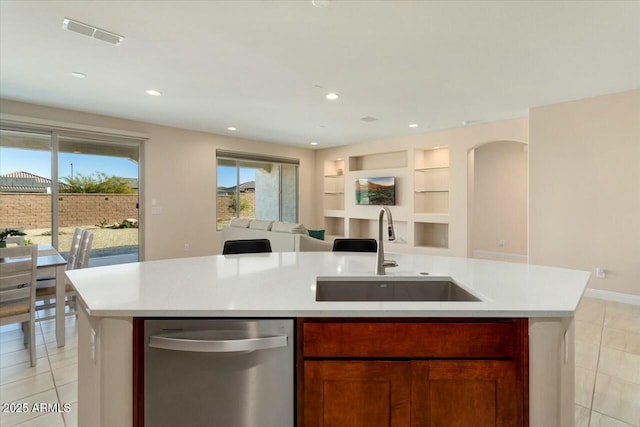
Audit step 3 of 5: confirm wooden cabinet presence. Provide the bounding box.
[298,319,528,427]
[304,361,411,427]
[412,360,521,426]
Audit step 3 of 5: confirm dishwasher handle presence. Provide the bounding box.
[149,331,288,353]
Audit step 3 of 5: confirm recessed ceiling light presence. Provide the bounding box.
[409,123,419,128]
[71,72,86,78]
[227,127,237,131]
[310,142,318,146]
[336,158,342,161]
[325,93,339,100]
[312,0,331,8]
[433,146,441,150]
[145,89,161,96]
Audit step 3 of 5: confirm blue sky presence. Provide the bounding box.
[2,147,256,187]
[1,147,138,179]
[217,165,255,188]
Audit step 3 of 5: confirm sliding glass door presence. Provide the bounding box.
[0,125,142,266]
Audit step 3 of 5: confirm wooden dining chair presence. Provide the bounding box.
[0,245,38,366]
[332,238,378,253]
[36,228,93,319]
[223,239,272,255]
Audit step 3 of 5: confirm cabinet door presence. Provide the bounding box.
[412,360,522,427]
[303,361,411,427]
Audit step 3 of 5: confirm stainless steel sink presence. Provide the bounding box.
[316,277,481,302]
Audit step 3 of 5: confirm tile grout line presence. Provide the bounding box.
[42,320,68,427]
[586,302,606,427]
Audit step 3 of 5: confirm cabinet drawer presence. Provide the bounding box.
[302,320,520,359]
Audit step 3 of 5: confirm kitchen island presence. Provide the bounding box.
[67,251,590,427]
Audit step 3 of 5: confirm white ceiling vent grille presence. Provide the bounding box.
[62,18,124,46]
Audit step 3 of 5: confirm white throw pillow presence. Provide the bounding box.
[229,218,251,228]
[271,221,307,234]
[249,220,274,231]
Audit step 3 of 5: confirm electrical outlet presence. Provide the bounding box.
[184,243,190,251]
[596,268,606,279]
[499,239,506,247]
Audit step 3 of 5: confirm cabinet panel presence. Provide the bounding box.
[412,360,521,427]
[303,321,518,358]
[303,361,410,427]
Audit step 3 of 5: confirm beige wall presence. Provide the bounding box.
[0,99,317,260]
[529,90,640,297]
[315,118,529,257]
[470,141,528,257]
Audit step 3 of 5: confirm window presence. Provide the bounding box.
[216,150,299,230]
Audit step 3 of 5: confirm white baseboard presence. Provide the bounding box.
[584,288,640,306]
[473,250,528,262]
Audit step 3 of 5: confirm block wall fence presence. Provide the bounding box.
[2,192,257,229]
[0,193,138,228]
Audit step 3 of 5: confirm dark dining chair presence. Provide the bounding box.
[332,238,377,253]
[223,239,272,255]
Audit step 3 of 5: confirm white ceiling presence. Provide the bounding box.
[1,1,639,148]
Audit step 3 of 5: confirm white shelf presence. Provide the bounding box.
[415,166,449,172]
[323,210,345,218]
[414,213,450,224]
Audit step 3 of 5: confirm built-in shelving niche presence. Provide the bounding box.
[414,147,449,214]
[414,222,449,249]
[349,150,408,171]
[324,216,345,239]
[348,218,408,246]
[323,159,346,212]
[323,175,345,210]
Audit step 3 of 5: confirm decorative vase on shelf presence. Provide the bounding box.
[337,168,344,175]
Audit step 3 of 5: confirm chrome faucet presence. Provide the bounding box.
[376,207,397,275]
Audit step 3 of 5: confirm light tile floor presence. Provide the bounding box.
[0,309,77,427]
[575,298,640,427]
[1,298,639,426]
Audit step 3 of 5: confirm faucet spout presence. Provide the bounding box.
[376,207,396,275]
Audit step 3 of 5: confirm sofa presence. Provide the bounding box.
[221,219,333,253]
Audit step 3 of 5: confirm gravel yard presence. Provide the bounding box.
[25,226,138,252]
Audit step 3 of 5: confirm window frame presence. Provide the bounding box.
[216,150,299,229]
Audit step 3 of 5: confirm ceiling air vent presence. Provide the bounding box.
[360,116,378,122]
[62,18,124,46]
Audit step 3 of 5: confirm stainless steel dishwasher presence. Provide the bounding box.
[144,319,294,427]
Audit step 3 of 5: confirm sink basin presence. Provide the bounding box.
[316,277,481,302]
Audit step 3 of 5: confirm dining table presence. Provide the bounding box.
[36,244,68,347]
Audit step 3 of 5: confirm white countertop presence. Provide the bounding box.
[66,252,590,318]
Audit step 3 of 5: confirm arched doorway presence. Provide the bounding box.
[467,140,528,261]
